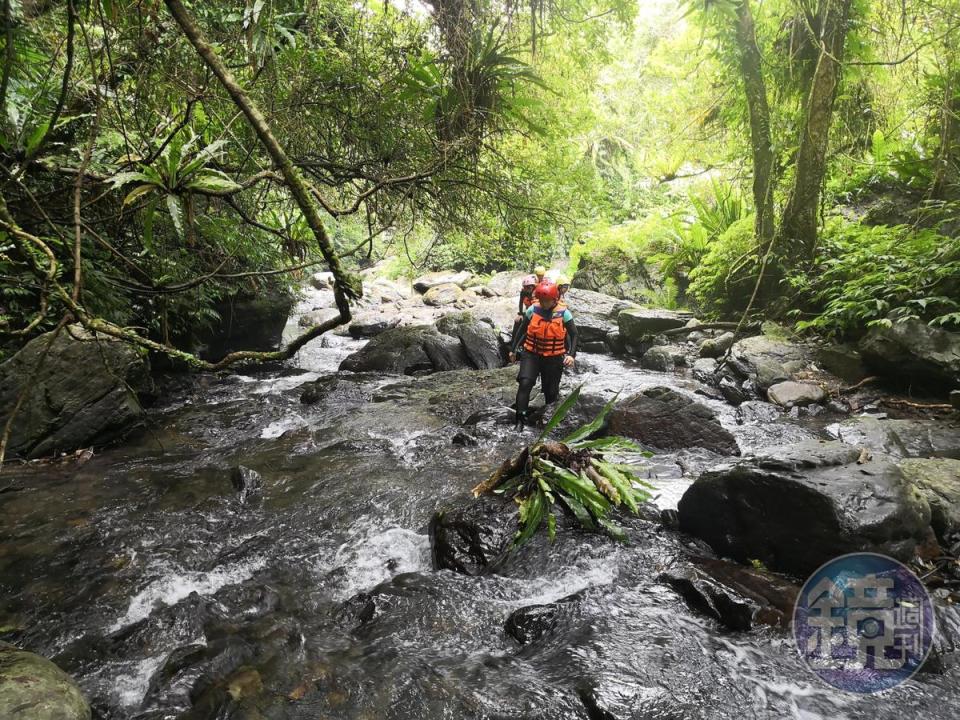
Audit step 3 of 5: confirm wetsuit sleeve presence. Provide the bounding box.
[512,314,531,354]
[517,294,524,314]
[564,317,578,357]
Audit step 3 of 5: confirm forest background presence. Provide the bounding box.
[1,0,959,365]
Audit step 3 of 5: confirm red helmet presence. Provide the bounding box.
[534,281,559,301]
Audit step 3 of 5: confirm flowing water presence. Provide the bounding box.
[1,305,958,719]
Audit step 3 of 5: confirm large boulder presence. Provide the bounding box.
[485,271,525,297]
[677,441,934,577]
[423,283,464,306]
[435,312,503,369]
[562,288,637,343]
[617,308,689,353]
[347,310,401,338]
[898,458,960,543]
[726,335,809,390]
[0,642,91,720]
[607,387,740,455]
[698,332,735,359]
[766,381,826,408]
[339,325,470,375]
[826,416,960,459]
[859,318,960,391]
[0,326,152,458]
[570,244,662,303]
[413,271,472,293]
[640,345,686,372]
[191,288,293,359]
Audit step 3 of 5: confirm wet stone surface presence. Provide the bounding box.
[1,297,959,720]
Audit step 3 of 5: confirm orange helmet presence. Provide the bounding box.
[534,281,559,301]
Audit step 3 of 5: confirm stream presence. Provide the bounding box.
[2,290,959,719]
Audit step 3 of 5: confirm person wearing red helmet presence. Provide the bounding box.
[508,280,578,429]
[512,274,540,342]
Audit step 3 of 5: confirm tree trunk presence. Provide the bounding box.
[735,1,775,247]
[932,65,960,200]
[163,0,360,320]
[778,0,853,261]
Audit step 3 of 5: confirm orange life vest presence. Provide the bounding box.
[524,308,567,357]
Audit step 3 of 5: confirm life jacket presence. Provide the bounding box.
[524,307,567,357]
[521,294,536,310]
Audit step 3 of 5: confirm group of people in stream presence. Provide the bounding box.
[508,266,578,430]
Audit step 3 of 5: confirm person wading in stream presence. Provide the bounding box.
[509,280,578,430]
[555,274,571,308]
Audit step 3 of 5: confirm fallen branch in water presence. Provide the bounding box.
[839,376,880,394]
[879,398,953,411]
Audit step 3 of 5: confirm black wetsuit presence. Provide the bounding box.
[511,307,578,419]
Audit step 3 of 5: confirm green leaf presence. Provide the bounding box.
[536,385,582,443]
[123,184,156,206]
[108,171,155,189]
[597,518,628,543]
[185,171,243,194]
[142,196,157,253]
[166,195,184,239]
[562,392,619,445]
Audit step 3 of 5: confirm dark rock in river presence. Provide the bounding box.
[826,416,960,459]
[191,288,293,360]
[348,310,401,337]
[230,465,263,503]
[0,325,153,458]
[430,494,516,575]
[436,311,502,369]
[726,335,809,390]
[659,556,799,631]
[0,641,91,720]
[412,270,472,293]
[678,441,934,577]
[339,325,471,375]
[505,592,584,645]
[859,318,960,391]
[608,387,740,455]
[563,288,637,343]
[618,308,688,351]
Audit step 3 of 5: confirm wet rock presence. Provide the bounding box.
[339,325,471,375]
[366,277,412,304]
[691,357,718,384]
[0,641,91,720]
[952,390,960,410]
[375,367,518,426]
[309,271,334,290]
[505,593,583,645]
[347,310,401,338]
[451,430,479,447]
[659,557,798,631]
[604,330,625,355]
[430,495,516,575]
[698,332,735,359]
[899,458,960,543]
[618,308,688,349]
[230,466,262,503]
[718,376,748,406]
[579,340,608,354]
[564,288,637,343]
[859,318,960,391]
[192,288,293,360]
[678,441,934,576]
[826,416,960,459]
[640,345,685,371]
[569,243,662,302]
[436,311,502,369]
[485,271,525,297]
[816,343,868,383]
[608,387,740,455]
[298,308,340,328]
[922,591,960,674]
[423,283,464,306]
[727,335,809,390]
[412,271,472,293]
[0,325,152,458]
[736,400,781,425]
[766,381,826,408]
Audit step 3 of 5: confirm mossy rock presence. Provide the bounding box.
[0,642,91,720]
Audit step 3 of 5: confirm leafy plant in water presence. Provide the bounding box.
[472,386,655,546]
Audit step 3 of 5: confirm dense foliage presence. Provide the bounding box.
[2,0,959,362]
